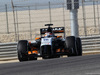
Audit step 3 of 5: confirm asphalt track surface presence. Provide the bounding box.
[0,55,100,75]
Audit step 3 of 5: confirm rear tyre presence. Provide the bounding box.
[65,36,78,57]
[76,37,82,56]
[17,40,28,62]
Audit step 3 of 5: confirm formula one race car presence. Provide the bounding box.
[17,24,82,62]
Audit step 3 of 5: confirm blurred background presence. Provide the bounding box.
[0,0,100,43]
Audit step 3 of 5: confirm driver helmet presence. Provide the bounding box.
[44,32,52,37]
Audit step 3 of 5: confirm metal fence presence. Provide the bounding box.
[0,0,100,43]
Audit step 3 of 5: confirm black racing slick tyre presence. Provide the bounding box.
[17,40,28,62]
[76,37,82,56]
[65,36,78,56]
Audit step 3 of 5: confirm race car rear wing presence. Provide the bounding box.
[40,27,65,34]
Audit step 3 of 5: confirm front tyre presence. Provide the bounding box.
[17,40,28,62]
[65,36,78,56]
